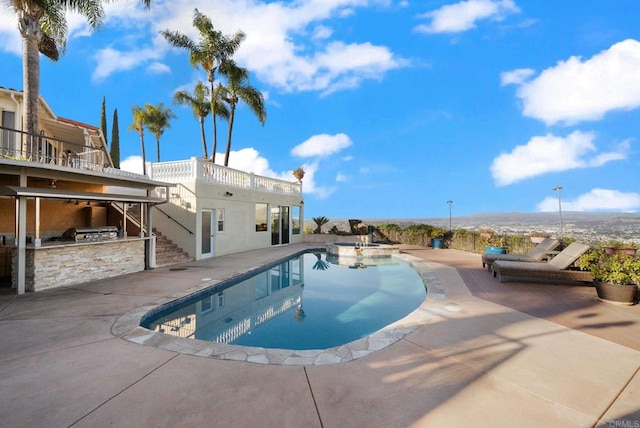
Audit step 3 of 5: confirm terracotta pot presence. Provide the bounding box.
[604,247,638,255]
[594,281,638,305]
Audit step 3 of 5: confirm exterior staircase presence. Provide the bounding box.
[153,229,193,267]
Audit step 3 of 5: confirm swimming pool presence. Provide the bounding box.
[142,251,427,351]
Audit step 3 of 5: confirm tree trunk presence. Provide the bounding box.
[139,131,147,176]
[199,117,208,159]
[209,80,217,163]
[19,13,42,157]
[224,103,236,167]
[156,136,160,162]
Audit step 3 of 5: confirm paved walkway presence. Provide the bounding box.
[1,244,639,427]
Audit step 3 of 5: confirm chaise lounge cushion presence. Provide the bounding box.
[482,237,560,270]
[492,242,592,284]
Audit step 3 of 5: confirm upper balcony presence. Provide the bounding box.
[149,157,302,196]
[0,125,162,185]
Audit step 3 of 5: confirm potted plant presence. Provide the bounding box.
[431,228,448,249]
[601,240,638,256]
[580,249,639,305]
[484,232,506,255]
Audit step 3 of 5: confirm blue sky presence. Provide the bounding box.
[2,0,640,220]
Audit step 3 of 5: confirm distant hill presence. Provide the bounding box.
[305,212,640,243]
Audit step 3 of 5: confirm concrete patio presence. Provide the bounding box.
[1,244,639,427]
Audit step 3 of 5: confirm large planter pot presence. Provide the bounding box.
[604,247,637,256]
[485,245,506,255]
[594,281,638,305]
[432,238,443,249]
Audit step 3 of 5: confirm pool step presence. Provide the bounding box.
[153,229,193,267]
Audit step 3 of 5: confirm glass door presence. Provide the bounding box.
[271,206,280,246]
[281,206,290,244]
[271,206,290,246]
[201,209,215,258]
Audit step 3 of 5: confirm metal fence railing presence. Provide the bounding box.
[0,125,109,172]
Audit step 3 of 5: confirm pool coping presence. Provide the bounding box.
[111,250,447,365]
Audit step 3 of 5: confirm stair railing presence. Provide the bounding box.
[153,206,194,235]
[110,201,145,234]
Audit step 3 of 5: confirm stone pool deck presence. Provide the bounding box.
[1,244,639,427]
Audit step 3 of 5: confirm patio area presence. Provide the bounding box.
[0,244,639,427]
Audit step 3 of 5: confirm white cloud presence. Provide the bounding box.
[500,68,534,86]
[490,131,628,186]
[312,25,333,40]
[0,14,21,55]
[336,172,349,183]
[291,133,353,158]
[414,0,519,34]
[92,36,167,81]
[147,62,171,74]
[509,39,640,125]
[537,188,640,212]
[120,155,144,175]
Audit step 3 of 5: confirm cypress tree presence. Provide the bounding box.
[100,96,108,144]
[110,108,120,168]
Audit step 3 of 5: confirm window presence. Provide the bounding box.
[201,296,213,313]
[217,292,225,308]
[217,209,225,232]
[1,111,16,153]
[255,203,268,232]
[292,206,301,235]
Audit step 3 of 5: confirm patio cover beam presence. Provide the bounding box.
[0,185,166,204]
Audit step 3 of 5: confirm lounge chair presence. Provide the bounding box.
[482,237,560,271]
[492,242,592,283]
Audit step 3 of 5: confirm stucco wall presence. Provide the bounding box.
[154,180,304,259]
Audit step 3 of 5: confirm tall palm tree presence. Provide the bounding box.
[160,9,244,164]
[173,81,212,159]
[144,103,176,162]
[129,106,149,175]
[219,61,266,167]
[7,0,151,152]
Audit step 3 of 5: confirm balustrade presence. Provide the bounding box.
[149,157,302,196]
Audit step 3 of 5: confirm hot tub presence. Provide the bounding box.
[326,242,400,258]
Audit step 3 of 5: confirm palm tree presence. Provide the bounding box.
[161,8,244,163]
[312,216,329,234]
[129,106,149,175]
[144,103,176,162]
[173,81,212,159]
[219,61,266,166]
[7,0,151,152]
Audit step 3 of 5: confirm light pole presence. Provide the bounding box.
[553,185,563,240]
[447,200,453,231]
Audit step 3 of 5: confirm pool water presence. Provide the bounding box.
[143,252,427,350]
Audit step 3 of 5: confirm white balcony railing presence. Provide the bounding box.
[148,157,302,196]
